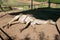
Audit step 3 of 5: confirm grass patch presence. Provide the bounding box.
[56,4,60,8]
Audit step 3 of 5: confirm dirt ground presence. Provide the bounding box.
[0,12,60,40]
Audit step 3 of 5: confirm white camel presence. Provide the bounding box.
[3,13,56,29]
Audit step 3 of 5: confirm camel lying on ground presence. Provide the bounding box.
[3,13,56,29]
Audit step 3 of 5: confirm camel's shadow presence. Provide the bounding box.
[9,7,60,22]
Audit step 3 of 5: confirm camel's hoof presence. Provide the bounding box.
[2,24,9,28]
[6,24,13,29]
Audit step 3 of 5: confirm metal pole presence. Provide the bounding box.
[48,0,50,8]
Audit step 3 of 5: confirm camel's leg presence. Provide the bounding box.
[7,15,20,28]
[8,15,20,25]
[7,21,20,29]
[31,21,36,29]
[3,15,20,28]
[31,22,38,33]
[20,21,31,32]
[9,21,20,25]
[10,21,19,24]
[26,21,31,25]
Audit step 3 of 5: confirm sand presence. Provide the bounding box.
[0,12,60,40]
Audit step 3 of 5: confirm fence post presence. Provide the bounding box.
[31,0,33,9]
[48,0,50,8]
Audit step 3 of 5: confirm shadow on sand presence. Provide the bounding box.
[9,7,60,22]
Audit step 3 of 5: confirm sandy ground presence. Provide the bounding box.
[0,12,60,40]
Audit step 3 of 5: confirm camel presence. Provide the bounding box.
[3,13,56,32]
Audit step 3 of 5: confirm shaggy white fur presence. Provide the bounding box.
[7,14,56,29]
[8,14,34,25]
[31,19,56,28]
